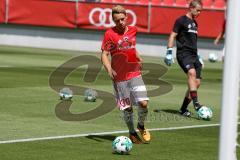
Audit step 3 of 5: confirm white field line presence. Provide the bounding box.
[0,123,227,144]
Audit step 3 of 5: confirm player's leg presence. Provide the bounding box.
[113,81,142,144]
[180,77,201,116]
[123,107,142,144]
[137,100,151,143]
[179,89,192,116]
[188,54,203,110]
[130,76,151,142]
[113,81,141,143]
[177,53,194,115]
[187,68,202,110]
[177,53,202,111]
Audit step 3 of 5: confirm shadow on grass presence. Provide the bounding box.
[154,108,201,121]
[155,109,179,115]
[85,135,116,142]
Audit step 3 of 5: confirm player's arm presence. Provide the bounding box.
[167,31,178,48]
[214,31,225,45]
[135,50,143,70]
[214,20,226,45]
[101,50,116,79]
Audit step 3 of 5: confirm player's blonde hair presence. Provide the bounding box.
[112,5,126,18]
[189,0,202,8]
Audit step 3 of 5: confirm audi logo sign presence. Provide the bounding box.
[89,7,137,28]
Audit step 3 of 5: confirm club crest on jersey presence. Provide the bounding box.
[117,36,135,50]
[188,23,198,34]
[185,64,191,69]
[104,41,117,52]
[123,36,129,41]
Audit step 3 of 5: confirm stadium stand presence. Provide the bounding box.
[161,0,175,6]
[125,0,138,3]
[151,0,162,5]
[175,0,188,7]
[99,0,226,9]
[101,0,113,2]
[213,0,226,9]
[113,0,125,3]
[202,0,213,8]
[138,0,149,4]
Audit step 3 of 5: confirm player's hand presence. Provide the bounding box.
[137,57,143,70]
[108,69,117,79]
[164,48,174,66]
[197,53,204,68]
[214,38,220,45]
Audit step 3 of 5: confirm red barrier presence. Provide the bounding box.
[150,6,225,37]
[0,0,5,23]
[77,3,148,32]
[8,0,76,28]
[4,1,225,38]
[197,9,225,38]
[150,7,186,34]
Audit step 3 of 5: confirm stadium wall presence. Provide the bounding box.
[0,0,225,60]
[0,24,224,60]
[1,1,225,37]
[0,0,5,23]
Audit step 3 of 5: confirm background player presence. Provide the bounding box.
[164,0,203,116]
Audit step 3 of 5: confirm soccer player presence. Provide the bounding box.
[164,0,203,116]
[214,8,226,61]
[101,5,150,144]
[214,19,226,45]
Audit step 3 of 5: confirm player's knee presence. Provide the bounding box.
[124,107,133,112]
[138,100,148,108]
[188,69,196,78]
[196,80,201,88]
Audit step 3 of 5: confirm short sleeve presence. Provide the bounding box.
[101,31,110,51]
[173,18,182,33]
[101,31,116,52]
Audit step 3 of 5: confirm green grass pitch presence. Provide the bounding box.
[0,45,238,160]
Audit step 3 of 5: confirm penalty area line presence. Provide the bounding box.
[0,123,238,144]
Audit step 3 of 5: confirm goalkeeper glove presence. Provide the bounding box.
[164,48,174,66]
[197,53,204,68]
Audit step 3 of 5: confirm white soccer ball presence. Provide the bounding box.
[208,53,218,62]
[59,87,73,100]
[112,136,133,154]
[197,106,213,120]
[84,88,97,102]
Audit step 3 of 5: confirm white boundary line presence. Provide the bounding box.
[0,123,227,144]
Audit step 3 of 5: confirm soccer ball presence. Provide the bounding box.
[112,136,133,154]
[84,88,97,102]
[208,53,218,62]
[59,87,73,100]
[197,106,213,120]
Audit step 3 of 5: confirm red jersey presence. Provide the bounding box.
[101,26,141,82]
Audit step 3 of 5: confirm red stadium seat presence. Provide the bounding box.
[213,0,226,9]
[202,0,213,8]
[138,0,150,4]
[101,0,113,3]
[113,0,125,3]
[151,0,162,5]
[125,0,138,3]
[175,0,188,7]
[162,0,175,6]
